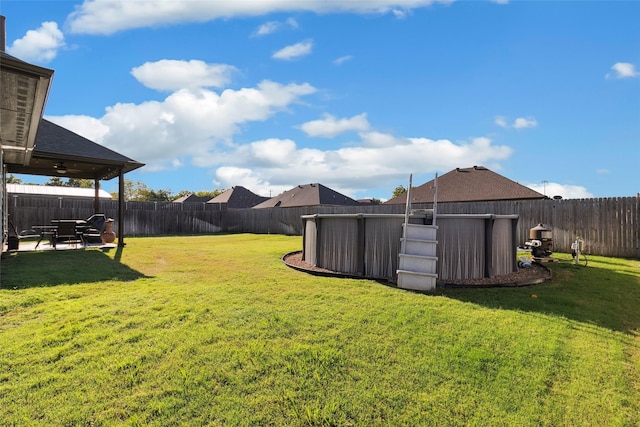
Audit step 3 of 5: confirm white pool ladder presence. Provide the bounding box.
[396,173,439,291]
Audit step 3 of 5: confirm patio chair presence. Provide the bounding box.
[83,214,106,244]
[54,221,84,249]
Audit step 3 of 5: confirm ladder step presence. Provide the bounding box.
[398,254,438,273]
[403,223,438,240]
[396,270,438,291]
[400,238,437,257]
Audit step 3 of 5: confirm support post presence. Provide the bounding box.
[484,218,494,278]
[94,179,100,213]
[118,169,125,247]
[511,217,519,272]
[357,215,365,276]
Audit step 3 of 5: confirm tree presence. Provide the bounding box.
[43,177,96,188]
[112,179,173,201]
[195,190,225,199]
[172,189,226,201]
[44,176,66,186]
[66,178,95,188]
[138,188,172,202]
[392,184,407,198]
[6,174,22,184]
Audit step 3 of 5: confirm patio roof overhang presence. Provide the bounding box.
[5,119,145,181]
[0,50,54,166]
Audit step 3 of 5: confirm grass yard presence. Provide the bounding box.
[1,234,639,426]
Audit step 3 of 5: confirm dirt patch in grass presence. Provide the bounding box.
[283,251,551,287]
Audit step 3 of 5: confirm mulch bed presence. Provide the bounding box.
[282,251,551,288]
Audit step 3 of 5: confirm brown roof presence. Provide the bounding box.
[207,186,268,208]
[385,166,545,204]
[253,183,361,208]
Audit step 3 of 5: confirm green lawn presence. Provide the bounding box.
[1,234,639,426]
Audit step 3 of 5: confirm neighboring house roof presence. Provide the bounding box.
[385,166,545,205]
[253,183,361,208]
[6,119,144,180]
[357,198,381,205]
[173,194,211,203]
[7,183,112,199]
[207,186,268,208]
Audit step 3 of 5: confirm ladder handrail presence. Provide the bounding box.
[433,172,438,227]
[400,174,413,254]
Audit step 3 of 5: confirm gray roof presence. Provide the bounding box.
[253,183,361,208]
[385,166,545,204]
[6,119,144,180]
[173,194,211,203]
[207,186,268,208]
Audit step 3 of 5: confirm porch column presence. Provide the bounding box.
[94,179,100,213]
[118,169,125,247]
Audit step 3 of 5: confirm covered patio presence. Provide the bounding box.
[1,16,143,253]
[6,118,144,248]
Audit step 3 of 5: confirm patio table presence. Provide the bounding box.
[32,225,58,249]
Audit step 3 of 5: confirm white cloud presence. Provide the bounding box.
[46,79,317,171]
[253,17,298,37]
[250,139,298,166]
[392,9,409,19]
[333,55,353,65]
[272,40,313,60]
[67,0,453,35]
[607,62,640,79]
[7,21,65,63]
[495,115,538,129]
[299,113,370,138]
[527,182,593,199]
[513,116,538,129]
[45,115,110,143]
[214,166,290,197]
[494,115,508,128]
[254,21,281,37]
[131,60,237,91]
[204,133,513,198]
[596,169,610,175]
[46,67,512,198]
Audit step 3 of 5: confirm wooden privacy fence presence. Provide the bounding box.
[7,195,639,258]
[429,197,639,259]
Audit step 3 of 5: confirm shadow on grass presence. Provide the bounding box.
[440,257,640,334]
[0,247,148,290]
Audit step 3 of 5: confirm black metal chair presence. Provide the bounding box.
[53,221,84,249]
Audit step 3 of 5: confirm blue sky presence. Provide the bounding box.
[3,0,639,200]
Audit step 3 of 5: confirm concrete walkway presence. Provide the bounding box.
[4,240,116,252]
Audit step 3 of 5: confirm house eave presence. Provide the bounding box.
[0,53,54,166]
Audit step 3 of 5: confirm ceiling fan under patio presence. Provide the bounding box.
[53,161,82,174]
